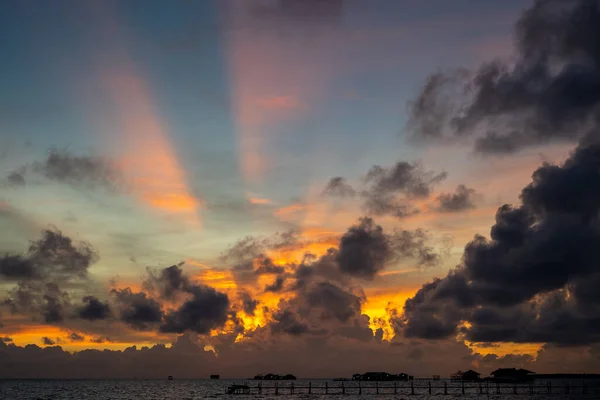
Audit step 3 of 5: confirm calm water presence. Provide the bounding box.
[1,379,598,400]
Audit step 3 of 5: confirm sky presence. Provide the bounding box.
[1,0,600,378]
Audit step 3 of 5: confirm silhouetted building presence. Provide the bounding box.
[490,368,535,382]
[461,370,481,381]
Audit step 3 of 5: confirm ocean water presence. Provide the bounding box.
[1,379,598,400]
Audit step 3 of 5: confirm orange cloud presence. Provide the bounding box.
[467,341,543,357]
[221,3,340,183]
[107,73,201,224]
[184,259,214,269]
[195,269,238,291]
[248,196,273,205]
[274,203,305,217]
[4,325,166,352]
[362,287,420,340]
[84,1,201,225]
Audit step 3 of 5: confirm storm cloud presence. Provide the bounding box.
[112,288,164,331]
[408,0,600,154]
[402,142,600,345]
[77,296,111,321]
[160,284,230,334]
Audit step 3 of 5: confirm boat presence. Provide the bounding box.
[226,384,250,395]
[210,374,220,379]
[333,378,349,381]
[168,376,173,380]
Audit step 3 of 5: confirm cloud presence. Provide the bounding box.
[6,149,124,191]
[336,218,391,279]
[68,332,84,342]
[306,281,362,323]
[363,162,447,217]
[0,228,99,324]
[0,227,98,282]
[401,141,600,345]
[323,160,447,219]
[239,291,258,316]
[77,296,111,321]
[264,275,286,293]
[435,184,478,212]
[143,262,190,300]
[248,196,273,205]
[322,177,356,197]
[337,217,440,280]
[6,170,25,186]
[270,309,310,336]
[111,288,164,331]
[41,337,56,346]
[1,337,12,343]
[407,0,600,154]
[160,285,230,334]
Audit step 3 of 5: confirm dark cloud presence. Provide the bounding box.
[264,274,286,293]
[408,0,600,153]
[306,282,362,322]
[143,262,190,300]
[77,296,111,321]
[336,218,389,279]
[223,231,299,286]
[336,217,440,279]
[292,250,348,290]
[32,149,124,191]
[435,184,478,212]
[111,288,164,331]
[0,227,98,282]
[160,285,230,334]
[42,337,56,345]
[0,228,98,323]
[401,142,600,345]
[68,332,84,342]
[254,257,285,275]
[4,281,71,323]
[270,309,310,336]
[322,177,356,197]
[362,161,447,218]
[239,291,258,316]
[1,336,12,343]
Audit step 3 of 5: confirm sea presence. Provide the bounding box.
[0,379,598,400]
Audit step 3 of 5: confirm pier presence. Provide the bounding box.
[227,380,600,396]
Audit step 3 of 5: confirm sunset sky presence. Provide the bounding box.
[1,0,600,378]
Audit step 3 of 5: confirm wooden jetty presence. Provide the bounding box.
[226,384,250,395]
[224,380,600,396]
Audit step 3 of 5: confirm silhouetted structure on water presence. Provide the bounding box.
[352,372,412,381]
[490,368,535,383]
[210,374,220,379]
[451,370,481,381]
[253,373,297,380]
